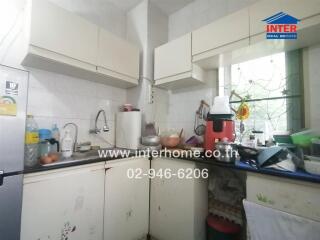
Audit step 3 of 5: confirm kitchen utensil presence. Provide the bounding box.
[161,136,180,148]
[185,136,201,147]
[204,114,235,152]
[194,100,209,136]
[77,142,92,152]
[160,130,181,148]
[144,122,158,136]
[39,138,60,157]
[179,128,183,138]
[194,113,206,136]
[141,135,161,146]
[215,141,238,163]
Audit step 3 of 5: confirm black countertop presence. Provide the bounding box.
[177,155,320,184]
[23,149,320,184]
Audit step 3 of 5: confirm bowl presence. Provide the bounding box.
[161,136,180,148]
[141,135,161,146]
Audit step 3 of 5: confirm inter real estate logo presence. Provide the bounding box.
[263,12,300,39]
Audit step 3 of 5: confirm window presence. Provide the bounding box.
[219,50,304,141]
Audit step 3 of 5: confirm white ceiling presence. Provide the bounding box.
[150,0,194,15]
[106,0,194,15]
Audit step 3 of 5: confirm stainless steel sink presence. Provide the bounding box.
[42,148,132,167]
[43,150,101,167]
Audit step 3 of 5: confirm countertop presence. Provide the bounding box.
[177,155,320,184]
[23,149,320,184]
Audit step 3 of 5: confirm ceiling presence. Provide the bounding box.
[150,0,194,15]
[107,0,194,15]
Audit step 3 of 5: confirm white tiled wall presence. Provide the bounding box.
[27,68,126,147]
[167,71,217,140]
[168,0,258,40]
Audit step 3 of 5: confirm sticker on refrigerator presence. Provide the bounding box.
[5,81,19,95]
[0,95,17,116]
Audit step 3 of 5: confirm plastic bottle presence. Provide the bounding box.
[24,115,40,167]
[61,129,73,158]
[52,124,60,150]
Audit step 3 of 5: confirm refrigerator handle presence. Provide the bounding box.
[0,171,3,186]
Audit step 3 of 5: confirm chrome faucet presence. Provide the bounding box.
[90,109,109,134]
[63,122,78,152]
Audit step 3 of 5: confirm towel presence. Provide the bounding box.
[243,200,320,240]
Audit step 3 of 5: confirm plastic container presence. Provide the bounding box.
[38,129,59,156]
[207,215,241,240]
[291,130,320,147]
[210,96,231,114]
[39,129,52,141]
[24,115,39,167]
[52,124,60,142]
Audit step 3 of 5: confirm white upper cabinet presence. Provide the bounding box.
[249,0,320,36]
[192,8,250,61]
[154,33,205,89]
[26,0,98,71]
[97,28,139,87]
[155,33,192,80]
[22,0,140,88]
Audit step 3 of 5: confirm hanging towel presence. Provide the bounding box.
[243,200,320,240]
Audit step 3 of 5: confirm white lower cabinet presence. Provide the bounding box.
[21,157,208,240]
[150,158,208,240]
[246,173,320,222]
[104,158,150,240]
[21,163,105,240]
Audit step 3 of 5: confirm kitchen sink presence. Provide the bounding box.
[42,148,132,167]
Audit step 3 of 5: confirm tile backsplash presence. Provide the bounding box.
[27,68,126,148]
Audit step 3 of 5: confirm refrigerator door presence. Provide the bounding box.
[0,65,28,173]
[0,174,23,240]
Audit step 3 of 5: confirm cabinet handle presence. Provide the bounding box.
[0,171,4,186]
[105,167,112,172]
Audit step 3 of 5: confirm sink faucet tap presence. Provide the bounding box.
[90,109,109,134]
[63,122,78,152]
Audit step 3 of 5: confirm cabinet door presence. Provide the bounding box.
[247,173,320,222]
[21,164,105,240]
[154,33,192,80]
[104,158,149,240]
[150,158,207,240]
[249,0,320,36]
[30,0,98,65]
[192,8,249,56]
[98,28,140,80]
